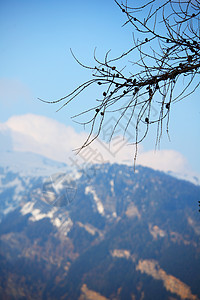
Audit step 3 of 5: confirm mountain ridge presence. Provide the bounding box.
[0,153,200,299]
[0,149,199,185]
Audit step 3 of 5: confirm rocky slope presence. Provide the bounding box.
[0,153,199,300]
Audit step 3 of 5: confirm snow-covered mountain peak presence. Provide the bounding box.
[0,150,69,177]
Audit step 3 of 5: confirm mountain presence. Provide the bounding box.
[0,152,200,300]
[0,150,78,221]
[0,150,68,176]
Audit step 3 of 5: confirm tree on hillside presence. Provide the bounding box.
[39,0,200,163]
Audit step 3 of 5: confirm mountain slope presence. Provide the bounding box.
[0,159,199,300]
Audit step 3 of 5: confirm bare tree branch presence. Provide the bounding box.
[39,0,200,165]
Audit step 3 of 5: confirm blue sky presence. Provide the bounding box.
[0,0,200,177]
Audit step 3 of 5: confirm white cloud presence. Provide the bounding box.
[0,124,13,151]
[136,150,200,184]
[137,149,188,173]
[1,114,136,165]
[0,113,199,183]
[4,114,87,162]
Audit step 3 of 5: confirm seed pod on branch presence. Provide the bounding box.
[39,0,200,165]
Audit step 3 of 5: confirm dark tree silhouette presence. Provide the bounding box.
[39,0,200,163]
